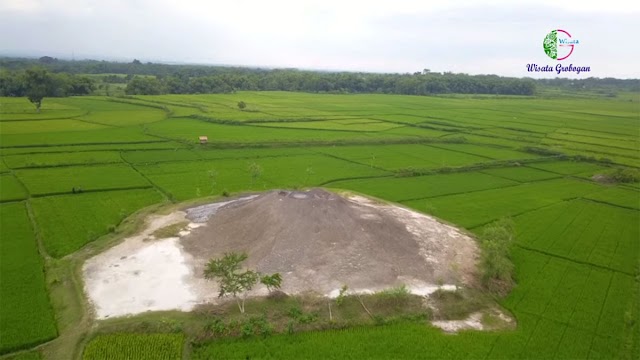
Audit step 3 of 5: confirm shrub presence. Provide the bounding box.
[479,218,516,296]
[610,168,640,183]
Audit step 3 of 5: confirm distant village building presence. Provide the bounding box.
[199,136,208,144]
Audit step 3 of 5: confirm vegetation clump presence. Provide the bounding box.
[150,221,189,239]
[203,252,281,314]
[479,218,516,296]
[608,168,640,183]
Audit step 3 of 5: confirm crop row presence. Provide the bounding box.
[328,171,517,202]
[31,188,164,257]
[0,174,28,202]
[0,203,57,354]
[402,178,602,229]
[2,151,123,169]
[15,164,151,196]
[0,126,163,148]
[515,199,639,273]
[136,154,387,201]
[83,333,183,360]
[0,141,185,157]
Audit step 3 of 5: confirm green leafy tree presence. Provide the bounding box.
[24,67,53,112]
[204,252,259,314]
[237,101,247,110]
[125,76,166,95]
[260,273,282,293]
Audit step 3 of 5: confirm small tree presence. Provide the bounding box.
[24,67,53,112]
[204,252,259,314]
[260,273,282,293]
[237,101,247,110]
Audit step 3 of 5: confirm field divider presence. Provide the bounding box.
[423,143,498,160]
[29,185,154,198]
[244,116,373,124]
[514,245,633,277]
[318,174,397,187]
[193,137,479,149]
[8,159,124,170]
[314,152,392,173]
[0,112,90,122]
[465,197,580,230]
[0,145,177,157]
[107,97,172,114]
[67,111,119,128]
[126,96,207,113]
[367,116,467,133]
[471,129,546,146]
[8,164,32,198]
[558,125,639,140]
[585,272,615,355]
[119,152,173,202]
[243,122,389,134]
[546,137,640,155]
[541,142,640,163]
[396,182,524,203]
[0,140,168,150]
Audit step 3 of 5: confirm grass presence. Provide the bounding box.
[254,118,402,132]
[0,126,162,148]
[76,110,166,127]
[479,166,561,182]
[122,149,201,164]
[82,334,183,360]
[0,142,186,156]
[151,221,189,239]
[190,321,496,359]
[15,164,151,195]
[311,144,489,171]
[3,151,123,169]
[328,171,517,202]
[136,154,388,201]
[0,120,109,134]
[30,188,165,257]
[404,178,603,228]
[515,199,639,273]
[584,186,640,210]
[0,174,28,202]
[0,203,57,354]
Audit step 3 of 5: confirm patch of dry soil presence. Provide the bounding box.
[84,189,480,320]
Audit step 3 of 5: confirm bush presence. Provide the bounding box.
[521,146,563,156]
[479,218,516,296]
[610,168,640,183]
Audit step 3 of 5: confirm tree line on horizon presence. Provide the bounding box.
[1,56,638,99]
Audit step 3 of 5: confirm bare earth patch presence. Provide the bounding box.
[83,189,496,330]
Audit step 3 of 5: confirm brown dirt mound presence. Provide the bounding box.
[181,189,478,295]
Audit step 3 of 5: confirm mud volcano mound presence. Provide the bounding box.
[182,189,478,295]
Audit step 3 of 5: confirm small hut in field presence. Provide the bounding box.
[199,136,208,144]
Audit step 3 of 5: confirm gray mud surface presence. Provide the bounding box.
[181,189,478,295]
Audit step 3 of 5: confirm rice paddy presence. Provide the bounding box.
[0,92,637,359]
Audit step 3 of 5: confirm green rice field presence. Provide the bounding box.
[0,92,637,359]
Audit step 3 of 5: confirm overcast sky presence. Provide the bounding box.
[1,0,638,78]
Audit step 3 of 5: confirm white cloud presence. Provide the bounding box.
[0,0,638,77]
